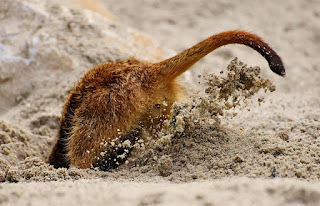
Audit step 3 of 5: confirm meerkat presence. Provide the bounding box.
[47,30,285,170]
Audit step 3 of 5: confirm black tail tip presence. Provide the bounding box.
[270,63,286,77]
[268,56,286,77]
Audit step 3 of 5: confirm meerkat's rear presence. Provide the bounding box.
[48,30,285,170]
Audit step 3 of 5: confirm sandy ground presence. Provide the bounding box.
[0,0,320,205]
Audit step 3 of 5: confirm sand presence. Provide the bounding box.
[0,0,320,205]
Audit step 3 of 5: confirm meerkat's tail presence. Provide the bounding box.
[155,30,285,81]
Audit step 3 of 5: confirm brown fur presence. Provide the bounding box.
[47,30,285,170]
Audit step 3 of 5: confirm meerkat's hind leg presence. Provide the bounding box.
[68,116,141,170]
[47,115,75,168]
[66,91,144,169]
[67,119,102,169]
[47,135,70,168]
